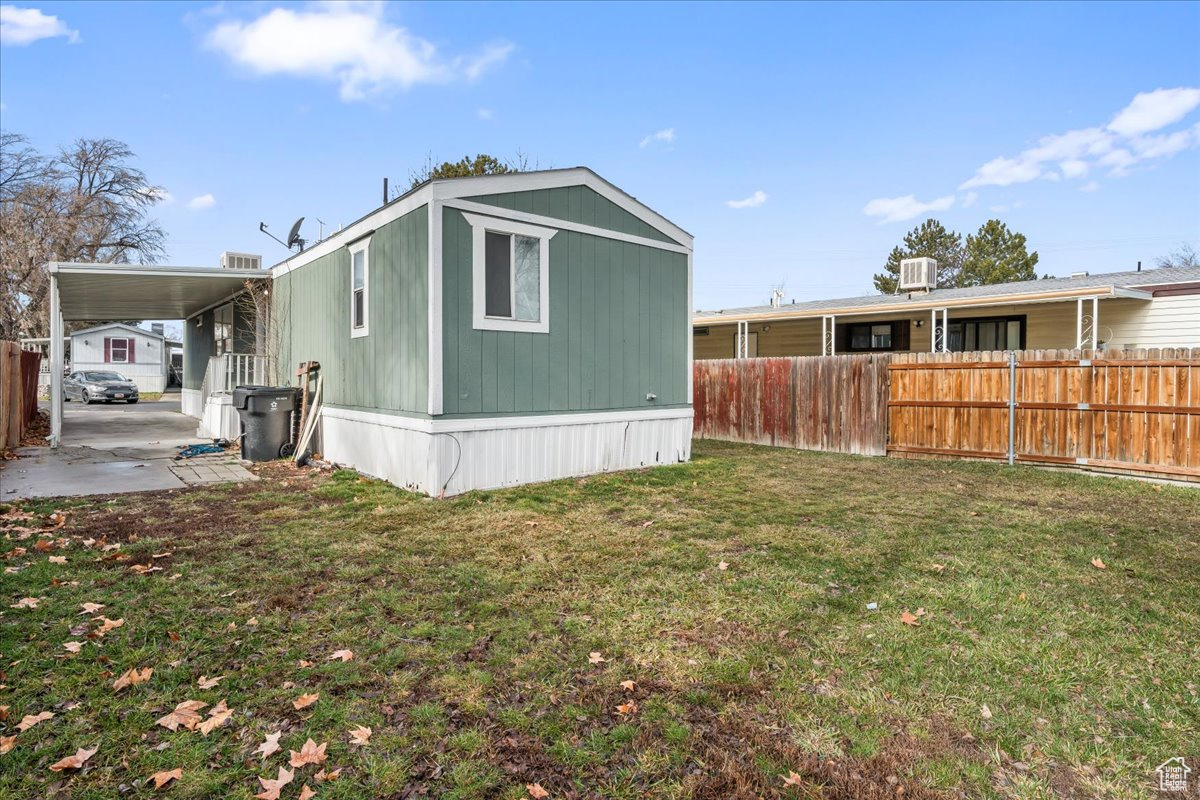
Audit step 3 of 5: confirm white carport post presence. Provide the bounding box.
[49,264,64,448]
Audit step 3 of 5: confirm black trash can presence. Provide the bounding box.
[232,386,299,462]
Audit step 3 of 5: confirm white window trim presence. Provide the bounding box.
[108,337,130,363]
[349,237,371,339]
[462,211,557,334]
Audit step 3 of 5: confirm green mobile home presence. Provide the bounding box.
[255,168,693,494]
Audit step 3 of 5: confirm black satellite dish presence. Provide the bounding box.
[286,217,306,251]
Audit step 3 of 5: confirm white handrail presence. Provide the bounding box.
[202,353,273,397]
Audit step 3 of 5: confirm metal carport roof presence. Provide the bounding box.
[46,262,270,446]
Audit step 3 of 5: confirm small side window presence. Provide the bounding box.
[349,238,370,338]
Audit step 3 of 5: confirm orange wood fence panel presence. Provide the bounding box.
[693,354,890,456]
[887,348,1200,480]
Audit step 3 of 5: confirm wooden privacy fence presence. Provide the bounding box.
[1,342,43,450]
[888,348,1200,479]
[693,355,890,455]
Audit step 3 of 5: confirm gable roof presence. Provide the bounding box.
[694,266,1200,324]
[69,321,164,340]
[272,167,692,277]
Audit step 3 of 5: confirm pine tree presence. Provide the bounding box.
[872,219,963,293]
[960,219,1039,287]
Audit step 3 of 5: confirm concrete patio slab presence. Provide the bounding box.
[1,397,255,500]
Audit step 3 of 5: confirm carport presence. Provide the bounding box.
[47,261,270,447]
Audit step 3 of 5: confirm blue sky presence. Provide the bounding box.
[2,0,1198,313]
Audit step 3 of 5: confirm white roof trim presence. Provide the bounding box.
[69,321,165,340]
[270,168,692,279]
[693,285,1153,325]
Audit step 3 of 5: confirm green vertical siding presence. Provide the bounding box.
[463,186,681,246]
[274,205,429,414]
[441,206,688,416]
[183,310,214,390]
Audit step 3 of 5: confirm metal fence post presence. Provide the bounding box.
[1008,350,1016,465]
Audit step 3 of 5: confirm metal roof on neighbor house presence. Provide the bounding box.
[694,266,1200,323]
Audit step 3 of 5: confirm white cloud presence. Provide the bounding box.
[205,3,512,101]
[476,107,493,121]
[1107,87,1200,137]
[957,86,1200,192]
[863,193,954,224]
[187,193,216,210]
[725,190,768,209]
[639,128,675,148]
[0,4,79,45]
[960,191,978,208]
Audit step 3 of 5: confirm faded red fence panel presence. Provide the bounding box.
[1,342,42,450]
[693,355,891,456]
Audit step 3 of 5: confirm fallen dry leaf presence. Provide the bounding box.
[587,652,606,665]
[49,555,67,564]
[198,699,233,735]
[315,767,341,782]
[49,745,98,772]
[0,735,14,754]
[930,563,946,573]
[615,701,639,715]
[10,597,39,609]
[113,667,153,692]
[620,680,636,691]
[130,563,163,575]
[255,730,283,759]
[348,725,371,747]
[246,617,258,626]
[150,767,182,788]
[288,738,328,767]
[782,770,805,786]
[63,641,83,654]
[255,766,295,800]
[900,610,920,627]
[156,700,207,732]
[34,538,54,552]
[94,617,124,636]
[980,703,994,720]
[292,693,319,710]
[16,711,53,732]
[299,786,316,800]
[297,659,313,668]
[527,783,550,799]
[1091,557,1107,570]
[79,602,104,614]
[0,706,8,721]
[197,675,223,690]
[327,649,354,662]
[718,561,729,571]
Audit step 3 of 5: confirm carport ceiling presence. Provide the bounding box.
[52,262,269,320]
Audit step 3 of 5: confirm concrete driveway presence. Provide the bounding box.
[1,396,255,500]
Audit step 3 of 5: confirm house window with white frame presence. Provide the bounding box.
[349,238,370,338]
[462,212,556,334]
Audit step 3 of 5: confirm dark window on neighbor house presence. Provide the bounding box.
[351,248,367,330]
[694,327,710,336]
[843,320,910,352]
[941,315,1026,352]
[484,231,542,322]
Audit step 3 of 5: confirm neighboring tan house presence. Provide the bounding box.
[67,323,172,393]
[693,264,1200,359]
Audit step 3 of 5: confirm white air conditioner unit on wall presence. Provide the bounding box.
[899,257,938,291]
[220,251,263,271]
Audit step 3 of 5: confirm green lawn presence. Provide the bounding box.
[2,440,1197,799]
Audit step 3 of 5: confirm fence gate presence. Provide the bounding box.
[887,348,1200,480]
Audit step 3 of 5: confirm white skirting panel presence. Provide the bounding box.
[319,407,693,497]
[181,388,203,418]
[198,395,240,441]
